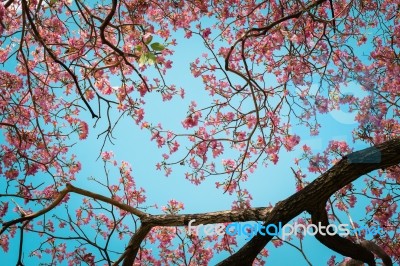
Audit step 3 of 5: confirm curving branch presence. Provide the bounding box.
[0,184,149,235]
[99,0,150,91]
[217,138,400,265]
[309,202,376,266]
[358,240,393,266]
[20,0,99,118]
[225,0,328,72]
[341,241,394,266]
[119,224,152,266]
[2,139,399,265]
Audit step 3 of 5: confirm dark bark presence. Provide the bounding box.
[310,203,376,266]
[2,139,399,265]
[216,138,400,265]
[120,224,152,266]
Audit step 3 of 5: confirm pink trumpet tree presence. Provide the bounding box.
[0,0,399,265]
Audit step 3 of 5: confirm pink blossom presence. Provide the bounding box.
[0,202,8,218]
[5,169,19,180]
[222,159,236,170]
[134,108,145,124]
[101,151,114,161]
[78,121,89,140]
[0,235,9,252]
[283,135,300,151]
[269,153,279,164]
[182,114,199,129]
[202,28,211,38]
[327,256,336,266]
[151,131,166,147]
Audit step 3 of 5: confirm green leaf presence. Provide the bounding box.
[150,42,165,51]
[146,52,156,64]
[138,52,157,67]
[138,54,147,67]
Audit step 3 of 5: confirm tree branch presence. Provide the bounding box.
[217,138,400,265]
[20,0,98,118]
[142,206,273,226]
[309,203,376,266]
[119,224,152,266]
[2,139,399,265]
[0,184,149,235]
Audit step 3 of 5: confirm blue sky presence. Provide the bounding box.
[75,30,369,265]
[0,16,379,266]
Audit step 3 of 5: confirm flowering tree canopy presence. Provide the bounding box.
[0,0,399,265]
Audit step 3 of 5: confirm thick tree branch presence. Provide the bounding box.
[119,224,152,266]
[143,206,273,226]
[358,240,393,266]
[338,240,394,266]
[2,139,399,265]
[116,207,273,265]
[309,203,376,266]
[217,138,400,265]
